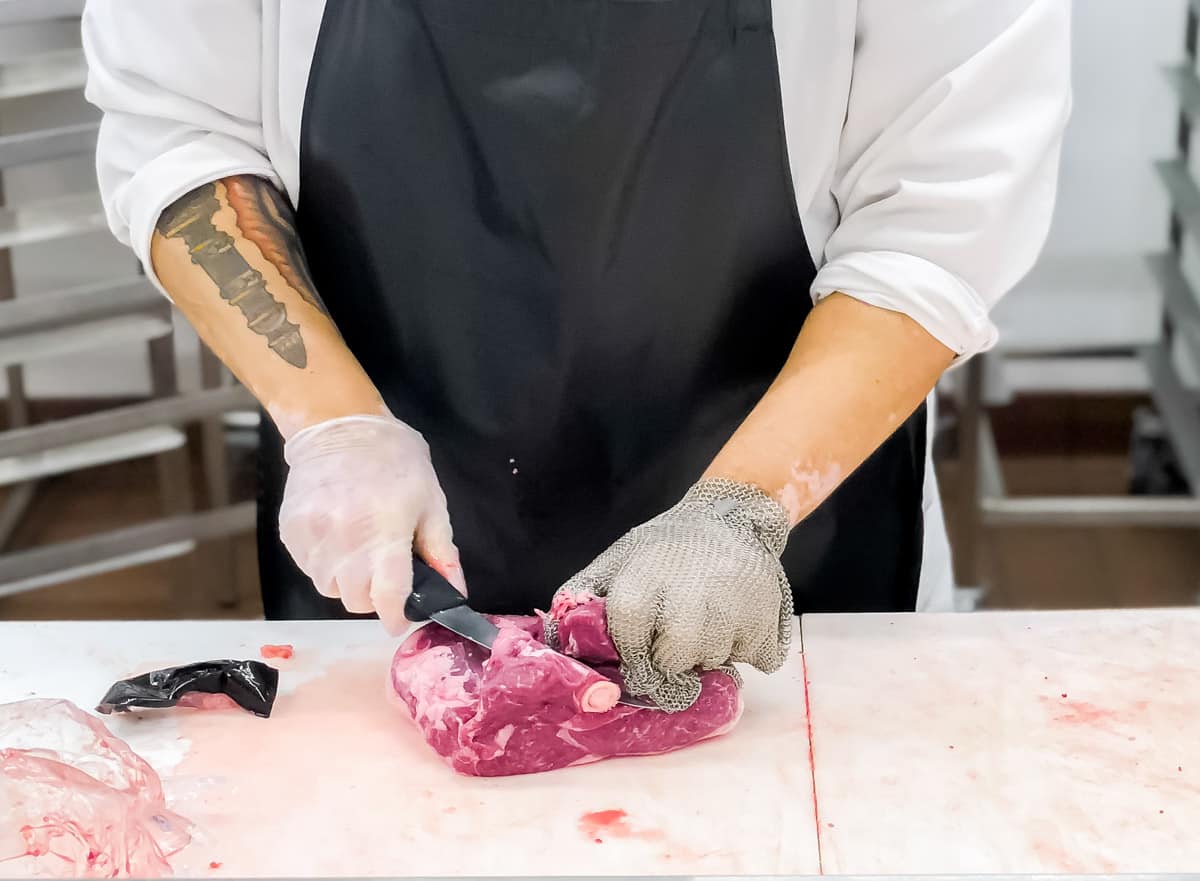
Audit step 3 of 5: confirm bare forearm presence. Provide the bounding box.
[151,175,385,438]
[704,293,954,525]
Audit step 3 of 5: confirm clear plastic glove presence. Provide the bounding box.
[551,478,793,711]
[278,414,465,632]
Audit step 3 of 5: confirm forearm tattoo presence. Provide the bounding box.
[224,177,328,316]
[157,177,323,369]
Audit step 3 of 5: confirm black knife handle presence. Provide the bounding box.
[405,558,469,622]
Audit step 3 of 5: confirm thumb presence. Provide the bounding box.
[414,504,467,595]
[647,671,704,713]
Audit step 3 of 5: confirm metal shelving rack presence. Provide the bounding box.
[954,8,1200,597]
[0,2,255,610]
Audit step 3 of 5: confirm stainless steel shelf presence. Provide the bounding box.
[0,191,107,248]
[1164,63,1200,122]
[0,276,162,335]
[1155,159,1200,242]
[0,501,258,599]
[0,47,86,100]
[0,0,84,27]
[0,385,257,459]
[982,495,1200,527]
[0,425,185,486]
[0,120,99,168]
[1140,341,1200,491]
[0,312,173,367]
[1146,254,1200,374]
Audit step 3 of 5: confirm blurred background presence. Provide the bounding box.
[0,0,1195,622]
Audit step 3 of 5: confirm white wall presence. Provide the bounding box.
[1042,0,1185,258]
[0,1,1191,398]
[982,0,1197,396]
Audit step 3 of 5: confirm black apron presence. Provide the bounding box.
[258,0,927,619]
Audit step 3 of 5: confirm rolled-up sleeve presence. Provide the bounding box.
[812,0,1072,359]
[82,0,279,286]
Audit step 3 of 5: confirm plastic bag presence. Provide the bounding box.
[96,660,278,718]
[0,699,190,878]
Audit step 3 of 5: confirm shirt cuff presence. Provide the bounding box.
[811,249,999,361]
[119,132,281,297]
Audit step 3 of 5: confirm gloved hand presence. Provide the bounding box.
[278,414,465,633]
[550,478,794,711]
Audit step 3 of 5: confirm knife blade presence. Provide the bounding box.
[405,559,660,710]
[405,560,500,649]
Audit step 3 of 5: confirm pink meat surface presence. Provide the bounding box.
[0,699,191,878]
[389,597,742,776]
[175,693,241,711]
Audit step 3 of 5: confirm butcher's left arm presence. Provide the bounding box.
[708,0,1072,518]
[554,0,1071,712]
[703,293,952,523]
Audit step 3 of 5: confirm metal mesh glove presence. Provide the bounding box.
[548,478,794,712]
[278,415,464,633]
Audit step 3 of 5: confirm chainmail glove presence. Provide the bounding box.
[549,478,794,712]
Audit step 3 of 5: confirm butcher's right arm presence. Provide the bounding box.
[83,1,467,629]
[150,175,386,438]
[83,0,382,436]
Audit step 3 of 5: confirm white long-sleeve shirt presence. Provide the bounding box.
[81,0,1072,609]
[82,0,1070,359]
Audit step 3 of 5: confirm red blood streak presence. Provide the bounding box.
[581,809,628,831]
[209,862,222,870]
[578,810,664,843]
[1061,693,1068,698]
[1053,700,1122,725]
[801,653,824,873]
[260,644,294,660]
[20,826,45,857]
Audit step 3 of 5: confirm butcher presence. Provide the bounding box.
[83,1,1070,710]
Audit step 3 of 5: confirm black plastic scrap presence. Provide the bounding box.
[96,660,279,718]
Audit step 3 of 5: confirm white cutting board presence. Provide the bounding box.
[803,609,1200,874]
[0,620,818,878]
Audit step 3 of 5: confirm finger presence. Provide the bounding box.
[279,506,340,595]
[648,671,704,713]
[370,541,415,636]
[650,611,732,677]
[558,531,637,600]
[728,574,791,671]
[332,555,374,615]
[603,568,661,693]
[305,543,342,599]
[279,528,338,604]
[279,503,335,553]
[414,504,467,595]
[278,507,313,563]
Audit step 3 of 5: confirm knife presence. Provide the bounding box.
[405,559,660,710]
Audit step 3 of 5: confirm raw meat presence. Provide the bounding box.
[259,644,294,661]
[0,699,190,878]
[175,693,241,711]
[389,594,742,776]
